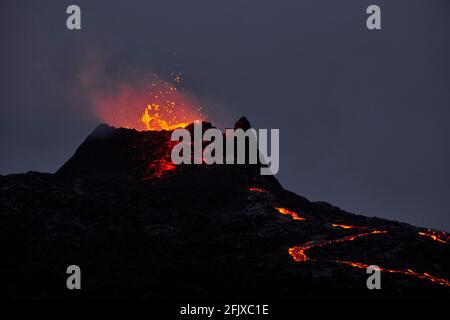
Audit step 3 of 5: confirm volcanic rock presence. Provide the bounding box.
[0,120,449,300]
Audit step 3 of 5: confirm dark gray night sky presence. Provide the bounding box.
[1,0,449,231]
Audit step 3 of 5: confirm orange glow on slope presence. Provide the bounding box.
[335,261,450,287]
[418,229,449,244]
[144,139,178,179]
[92,75,204,131]
[288,230,450,287]
[248,187,266,193]
[275,207,305,221]
[331,224,364,229]
[147,158,177,179]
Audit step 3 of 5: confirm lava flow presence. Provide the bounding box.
[144,139,178,179]
[335,260,450,287]
[331,223,366,229]
[288,230,387,263]
[274,207,306,221]
[418,229,449,244]
[288,231,450,288]
[274,205,450,288]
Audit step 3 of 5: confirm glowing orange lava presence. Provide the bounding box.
[331,223,366,229]
[92,75,204,131]
[144,139,178,179]
[418,229,449,244]
[146,158,177,179]
[140,103,192,131]
[288,229,450,287]
[335,261,450,287]
[275,207,305,221]
[288,230,387,262]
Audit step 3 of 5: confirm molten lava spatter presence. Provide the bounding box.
[93,74,204,131]
[418,229,449,244]
[139,76,203,131]
[140,103,192,131]
[275,207,305,221]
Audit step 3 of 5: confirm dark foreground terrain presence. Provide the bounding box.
[1,121,449,300]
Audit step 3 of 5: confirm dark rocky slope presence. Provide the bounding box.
[1,122,449,300]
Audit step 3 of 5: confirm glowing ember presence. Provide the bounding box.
[418,229,449,244]
[248,187,266,193]
[275,207,305,221]
[140,103,192,131]
[92,75,204,131]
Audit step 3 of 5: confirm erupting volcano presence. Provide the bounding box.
[92,74,205,132]
[0,114,449,300]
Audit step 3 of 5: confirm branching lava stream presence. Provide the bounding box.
[270,205,450,288]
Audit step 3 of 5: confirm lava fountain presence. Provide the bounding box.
[92,74,204,131]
